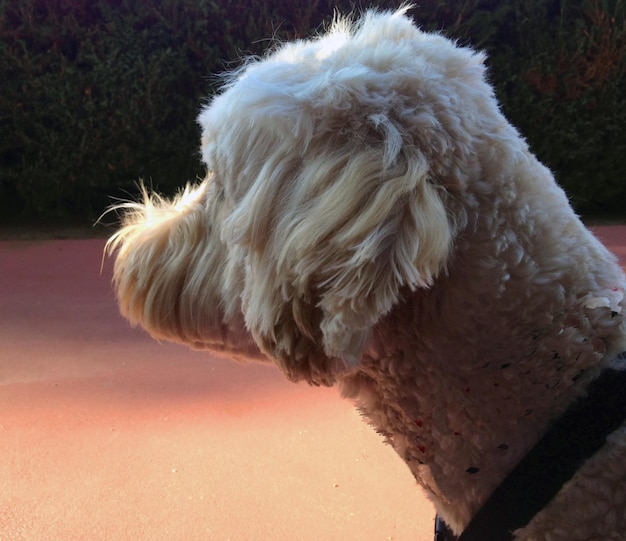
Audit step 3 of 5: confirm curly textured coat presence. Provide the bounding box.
[108,9,626,539]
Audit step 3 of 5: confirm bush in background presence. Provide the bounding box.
[0,0,624,224]
[485,0,625,213]
[1,0,225,221]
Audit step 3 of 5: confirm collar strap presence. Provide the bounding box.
[440,363,626,541]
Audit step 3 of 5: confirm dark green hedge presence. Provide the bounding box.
[1,0,624,223]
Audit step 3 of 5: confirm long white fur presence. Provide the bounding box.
[108,8,626,539]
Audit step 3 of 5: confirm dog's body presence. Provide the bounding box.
[108,9,626,539]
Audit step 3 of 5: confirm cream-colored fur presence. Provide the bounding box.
[107,8,626,539]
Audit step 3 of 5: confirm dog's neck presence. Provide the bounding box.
[338,233,624,533]
[345,329,614,533]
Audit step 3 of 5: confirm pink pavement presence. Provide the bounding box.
[0,226,624,541]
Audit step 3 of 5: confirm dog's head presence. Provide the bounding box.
[109,8,499,385]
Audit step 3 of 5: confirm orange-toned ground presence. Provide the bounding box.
[1,226,624,541]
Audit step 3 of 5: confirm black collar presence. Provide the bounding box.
[435,360,626,541]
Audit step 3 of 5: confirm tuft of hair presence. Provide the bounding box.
[105,181,233,348]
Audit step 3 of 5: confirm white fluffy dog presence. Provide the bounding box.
[108,9,626,540]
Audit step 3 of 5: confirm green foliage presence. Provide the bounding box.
[0,0,225,221]
[0,0,624,222]
[484,0,626,213]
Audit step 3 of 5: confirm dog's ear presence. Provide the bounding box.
[301,145,453,365]
[215,117,453,385]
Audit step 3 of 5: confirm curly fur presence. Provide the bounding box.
[107,8,626,539]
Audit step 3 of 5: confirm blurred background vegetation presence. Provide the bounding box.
[1,0,624,226]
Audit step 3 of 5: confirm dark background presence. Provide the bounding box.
[1,0,624,227]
